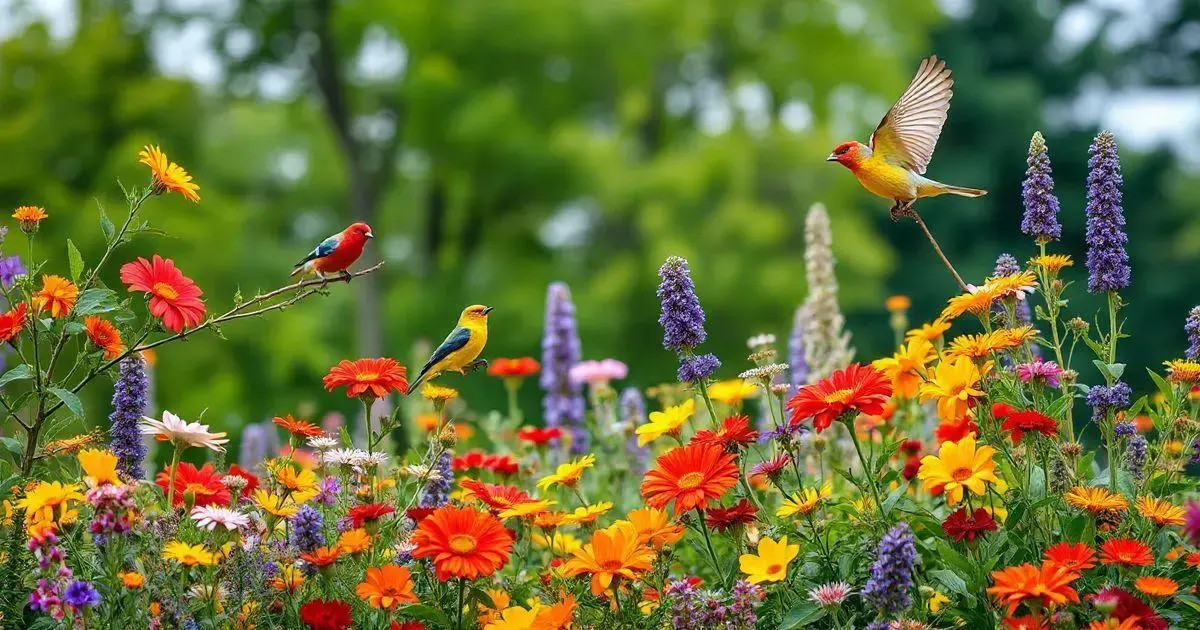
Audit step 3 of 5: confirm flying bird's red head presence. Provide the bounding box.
[827,141,868,170]
[344,222,374,245]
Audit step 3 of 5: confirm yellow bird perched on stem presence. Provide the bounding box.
[405,305,492,394]
[827,55,985,290]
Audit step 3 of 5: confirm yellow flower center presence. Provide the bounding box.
[355,372,380,382]
[184,483,209,495]
[152,282,179,301]
[677,472,704,489]
[951,467,973,482]
[449,534,477,554]
[821,388,854,405]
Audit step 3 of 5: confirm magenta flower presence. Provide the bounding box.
[1014,359,1062,388]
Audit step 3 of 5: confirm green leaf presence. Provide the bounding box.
[48,387,84,417]
[74,288,119,315]
[1092,360,1126,381]
[1044,394,1072,421]
[0,438,22,456]
[930,569,970,597]
[66,239,84,282]
[0,364,34,389]
[99,204,116,242]
[780,602,827,629]
[1146,368,1174,404]
[63,322,85,335]
[396,605,451,629]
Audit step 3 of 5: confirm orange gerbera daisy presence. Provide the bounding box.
[624,507,686,548]
[323,358,409,399]
[1135,496,1185,526]
[337,528,372,554]
[32,275,78,318]
[640,443,739,514]
[1134,576,1178,598]
[354,564,418,609]
[120,256,206,332]
[1043,542,1097,573]
[1065,486,1128,514]
[487,357,540,379]
[410,505,513,581]
[986,561,1080,615]
[1099,538,1153,567]
[138,145,200,202]
[786,363,892,432]
[273,415,324,438]
[0,302,27,343]
[83,316,124,360]
[562,522,656,596]
[300,546,342,568]
[12,205,47,232]
[459,479,537,513]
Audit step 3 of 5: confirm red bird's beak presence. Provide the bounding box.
[826,153,839,162]
[365,231,374,239]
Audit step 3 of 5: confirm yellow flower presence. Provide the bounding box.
[562,502,613,525]
[11,205,48,231]
[636,399,695,446]
[253,489,298,518]
[885,295,912,312]
[421,383,459,403]
[906,319,952,343]
[1030,254,1073,273]
[16,481,84,525]
[624,507,685,548]
[1164,359,1200,384]
[776,483,832,518]
[270,565,305,591]
[998,325,1038,347]
[928,590,950,613]
[917,434,1005,506]
[138,145,200,202]
[1136,496,1185,526]
[1164,440,1184,456]
[706,380,759,406]
[118,571,144,589]
[162,541,216,567]
[983,270,1038,299]
[941,286,1001,321]
[738,536,799,584]
[41,433,98,457]
[919,357,990,422]
[533,531,583,555]
[484,605,542,630]
[1064,486,1127,514]
[536,455,596,490]
[275,465,318,502]
[498,499,556,520]
[77,448,122,487]
[872,338,934,398]
[337,528,372,554]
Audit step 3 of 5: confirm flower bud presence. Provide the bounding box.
[438,424,457,448]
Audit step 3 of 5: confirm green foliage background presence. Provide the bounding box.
[0,0,1196,451]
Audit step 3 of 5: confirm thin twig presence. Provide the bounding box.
[909,210,968,292]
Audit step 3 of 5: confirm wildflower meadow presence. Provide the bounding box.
[1,129,1199,630]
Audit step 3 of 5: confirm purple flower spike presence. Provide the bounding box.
[107,356,149,479]
[1185,306,1200,360]
[657,256,708,353]
[540,282,588,453]
[862,522,916,621]
[1021,131,1062,244]
[1085,131,1130,294]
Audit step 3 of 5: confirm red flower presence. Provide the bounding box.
[704,498,758,532]
[406,507,435,524]
[941,507,998,542]
[226,464,259,499]
[901,455,921,481]
[391,621,427,630]
[0,302,27,344]
[349,503,395,528]
[452,450,517,476]
[299,598,353,630]
[1001,410,1059,444]
[460,479,535,513]
[1044,542,1097,573]
[749,454,791,483]
[273,415,325,438]
[1089,587,1167,630]
[517,426,562,445]
[155,462,230,507]
[899,439,923,456]
[410,505,514,581]
[641,443,739,513]
[488,357,540,379]
[120,255,206,332]
[992,402,1016,420]
[1099,538,1153,567]
[323,358,408,398]
[786,363,892,432]
[83,316,124,360]
[690,415,759,451]
[935,417,979,443]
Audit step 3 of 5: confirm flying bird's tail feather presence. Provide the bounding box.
[943,185,987,198]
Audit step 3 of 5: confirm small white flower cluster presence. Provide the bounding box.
[321,448,388,470]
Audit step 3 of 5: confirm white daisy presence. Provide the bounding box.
[306,436,339,450]
[190,506,249,531]
[139,410,228,451]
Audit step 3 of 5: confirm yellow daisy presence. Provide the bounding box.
[162,541,216,567]
[1030,254,1073,273]
[1064,486,1127,514]
[562,502,613,525]
[1136,496,1185,526]
[706,380,759,406]
[917,434,1006,505]
[776,483,832,518]
[138,145,200,202]
[918,357,991,423]
[738,536,799,584]
[635,399,695,446]
[536,455,596,490]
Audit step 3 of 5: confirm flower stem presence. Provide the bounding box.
[846,421,886,522]
[695,507,726,588]
[455,577,466,630]
[166,445,180,510]
[1107,291,1120,365]
[696,378,720,428]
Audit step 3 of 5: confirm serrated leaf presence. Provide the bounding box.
[48,387,84,417]
[780,602,827,629]
[66,240,84,282]
[930,569,970,596]
[74,288,119,315]
[0,364,34,389]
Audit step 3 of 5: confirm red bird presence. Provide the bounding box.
[291,222,374,281]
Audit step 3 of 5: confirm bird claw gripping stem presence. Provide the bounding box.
[889,200,917,223]
[463,359,489,374]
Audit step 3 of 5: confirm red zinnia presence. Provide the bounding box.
[641,443,739,514]
[452,450,517,476]
[299,598,353,630]
[349,503,395,528]
[1044,542,1097,573]
[1089,587,1168,630]
[323,358,408,398]
[488,357,540,379]
[1099,538,1154,567]
[273,415,325,438]
[226,464,259,499]
[786,363,892,432]
[155,462,230,507]
[992,402,1016,420]
[691,415,759,452]
[0,302,26,344]
[406,507,435,524]
[1001,410,1059,444]
[941,507,998,543]
[120,255,206,332]
[935,417,979,443]
[391,622,427,630]
[410,505,514,581]
[517,426,562,445]
[704,498,759,532]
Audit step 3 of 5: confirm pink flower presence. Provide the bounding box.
[808,581,853,607]
[1015,358,1062,388]
[568,359,628,385]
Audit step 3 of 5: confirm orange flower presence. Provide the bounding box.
[1043,542,1096,573]
[273,415,324,438]
[460,479,537,514]
[355,564,418,609]
[138,145,200,202]
[1086,618,1143,630]
[488,357,540,379]
[1099,538,1153,567]
[300,546,342,568]
[0,302,27,343]
[986,561,1080,615]
[410,505,513,581]
[120,256,206,332]
[83,316,124,360]
[1134,576,1178,598]
[640,443,739,514]
[562,522,656,596]
[323,358,409,399]
[337,528,372,554]
[32,275,78,318]
[11,205,47,232]
[1187,552,1200,568]
[1135,496,1185,526]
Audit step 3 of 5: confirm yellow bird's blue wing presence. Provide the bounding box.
[417,326,472,380]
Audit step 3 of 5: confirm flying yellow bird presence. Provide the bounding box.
[827,55,986,218]
[406,304,492,393]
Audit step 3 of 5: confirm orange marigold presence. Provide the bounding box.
[32,275,78,318]
[1043,542,1096,573]
[562,522,656,596]
[354,564,418,609]
[1134,576,1178,598]
[1098,538,1153,567]
[272,415,324,438]
[11,205,47,232]
[84,316,124,360]
[640,443,739,514]
[986,561,1080,615]
[410,505,513,581]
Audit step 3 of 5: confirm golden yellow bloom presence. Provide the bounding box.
[706,379,759,406]
[32,275,78,318]
[885,295,912,312]
[421,384,459,403]
[872,338,934,398]
[998,325,1038,346]
[497,499,556,520]
[919,357,991,422]
[562,522,655,596]
[928,590,950,613]
[983,270,1037,299]
[944,326,1034,361]
[253,489,298,518]
[16,481,84,525]
[1164,359,1200,384]
[941,286,1001,321]
[917,434,1005,505]
[536,455,596,490]
[562,502,613,525]
[1030,254,1073,273]
[118,571,144,589]
[906,319,952,343]
[41,433,98,457]
[138,145,200,203]
[77,449,122,486]
[776,483,832,518]
[635,399,695,446]
[738,536,799,584]
[162,541,216,567]
[270,565,305,591]
[532,511,568,531]
[275,465,318,501]
[624,507,685,548]
[337,528,372,554]
[1164,440,1184,456]
[532,531,583,555]
[1136,496,1185,526]
[11,205,47,232]
[1064,486,1128,513]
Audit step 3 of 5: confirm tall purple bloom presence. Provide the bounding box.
[1124,434,1147,483]
[288,504,325,553]
[419,451,452,507]
[619,387,649,473]
[1021,131,1062,243]
[657,256,708,353]
[992,253,1021,278]
[788,306,809,388]
[677,354,720,383]
[62,580,100,609]
[1085,131,1130,294]
[1185,306,1200,360]
[1086,381,1130,420]
[107,356,149,479]
[862,522,916,620]
[540,282,587,453]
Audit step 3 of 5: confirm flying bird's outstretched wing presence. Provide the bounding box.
[869,55,954,174]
